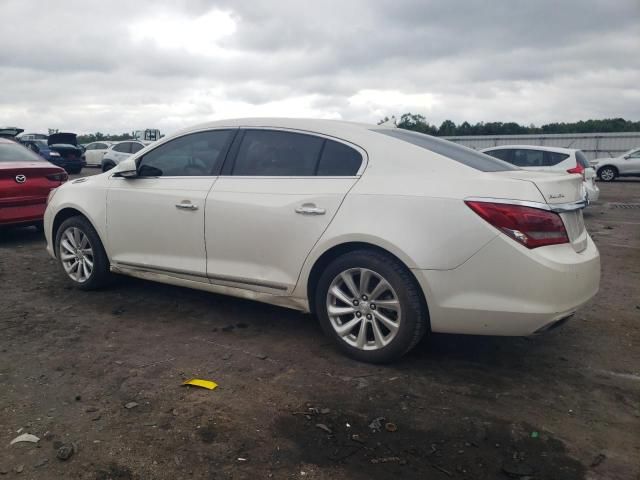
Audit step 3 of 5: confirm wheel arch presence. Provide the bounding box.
[305,241,429,322]
[597,164,618,176]
[52,207,103,259]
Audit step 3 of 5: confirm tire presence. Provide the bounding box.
[102,162,115,172]
[598,166,617,182]
[55,216,112,290]
[315,249,428,363]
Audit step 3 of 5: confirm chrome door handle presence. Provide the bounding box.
[175,202,198,211]
[295,204,326,215]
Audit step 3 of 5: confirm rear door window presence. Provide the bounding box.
[484,149,512,162]
[512,149,545,167]
[317,140,362,176]
[113,142,131,153]
[547,151,571,166]
[130,143,145,154]
[232,130,324,176]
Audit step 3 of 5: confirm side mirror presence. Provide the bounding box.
[111,157,138,178]
[113,169,138,178]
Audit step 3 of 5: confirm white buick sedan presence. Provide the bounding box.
[44,118,600,363]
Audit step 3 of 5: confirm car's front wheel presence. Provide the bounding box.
[315,249,428,363]
[55,216,112,290]
[102,161,116,172]
[598,166,617,182]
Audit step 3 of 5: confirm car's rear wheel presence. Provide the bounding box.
[315,249,428,363]
[55,216,112,290]
[598,166,617,182]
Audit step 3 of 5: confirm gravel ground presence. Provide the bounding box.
[1,171,639,480]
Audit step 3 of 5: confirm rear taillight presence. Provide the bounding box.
[567,163,585,180]
[465,201,569,249]
[46,172,68,182]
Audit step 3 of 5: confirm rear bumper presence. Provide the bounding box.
[585,182,600,203]
[414,234,600,336]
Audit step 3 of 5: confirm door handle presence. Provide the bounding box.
[175,201,198,211]
[295,204,326,215]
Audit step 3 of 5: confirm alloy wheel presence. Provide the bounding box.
[59,227,95,283]
[326,268,402,351]
[600,168,615,181]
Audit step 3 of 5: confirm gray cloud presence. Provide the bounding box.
[0,0,638,134]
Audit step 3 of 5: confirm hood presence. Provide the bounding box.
[48,132,77,146]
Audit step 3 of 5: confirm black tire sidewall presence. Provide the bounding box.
[55,216,111,290]
[315,250,426,363]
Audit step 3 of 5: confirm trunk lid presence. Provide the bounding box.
[48,132,78,146]
[0,162,66,203]
[493,170,588,252]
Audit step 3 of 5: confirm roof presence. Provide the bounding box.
[174,117,382,143]
[481,144,577,154]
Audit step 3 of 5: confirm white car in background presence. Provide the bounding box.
[481,145,599,203]
[591,147,640,181]
[101,140,150,172]
[83,141,113,167]
[43,119,599,363]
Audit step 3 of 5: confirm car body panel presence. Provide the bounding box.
[0,140,66,226]
[107,176,215,277]
[84,142,112,166]
[44,118,600,336]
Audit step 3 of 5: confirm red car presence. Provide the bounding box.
[0,138,68,229]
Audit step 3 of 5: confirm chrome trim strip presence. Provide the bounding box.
[115,261,208,279]
[464,197,587,213]
[114,261,288,291]
[207,273,289,291]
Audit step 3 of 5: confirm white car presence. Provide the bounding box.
[592,147,640,181]
[44,119,600,363]
[101,140,150,172]
[83,141,113,167]
[480,145,599,204]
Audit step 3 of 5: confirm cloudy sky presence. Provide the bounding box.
[1,0,638,135]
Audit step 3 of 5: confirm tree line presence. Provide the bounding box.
[76,132,135,144]
[379,114,640,137]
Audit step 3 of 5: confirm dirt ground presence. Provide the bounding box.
[1,171,639,480]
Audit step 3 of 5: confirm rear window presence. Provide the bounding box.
[0,141,44,162]
[575,150,590,168]
[372,129,516,172]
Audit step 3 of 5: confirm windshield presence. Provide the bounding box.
[0,141,44,162]
[372,128,517,172]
